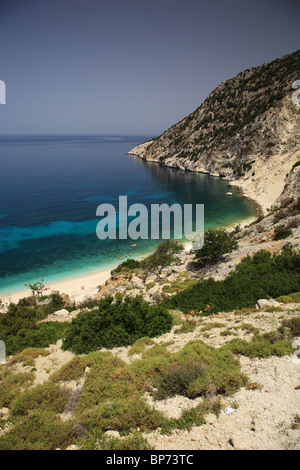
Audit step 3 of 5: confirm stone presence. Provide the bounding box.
[130,276,145,289]
[105,430,120,439]
[0,407,9,420]
[53,309,69,317]
[256,299,280,309]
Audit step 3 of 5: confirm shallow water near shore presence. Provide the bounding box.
[0,135,256,295]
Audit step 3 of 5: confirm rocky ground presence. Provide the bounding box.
[2,299,299,450]
[144,355,300,450]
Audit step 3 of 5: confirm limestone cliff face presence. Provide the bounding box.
[129,51,300,212]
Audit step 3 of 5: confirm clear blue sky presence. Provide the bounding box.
[0,0,299,135]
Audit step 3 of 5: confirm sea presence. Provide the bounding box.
[0,135,257,295]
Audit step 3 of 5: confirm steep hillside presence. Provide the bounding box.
[129,51,300,212]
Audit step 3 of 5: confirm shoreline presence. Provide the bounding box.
[1,214,256,306]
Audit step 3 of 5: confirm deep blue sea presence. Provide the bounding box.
[0,135,256,295]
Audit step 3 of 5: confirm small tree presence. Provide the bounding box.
[194,228,238,265]
[25,279,45,297]
[141,239,184,273]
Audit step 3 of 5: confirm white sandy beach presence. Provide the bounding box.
[2,268,113,306]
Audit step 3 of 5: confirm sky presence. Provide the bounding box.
[0,0,299,136]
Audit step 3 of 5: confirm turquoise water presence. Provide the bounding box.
[0,135,257,295]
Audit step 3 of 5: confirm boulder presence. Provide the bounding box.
[257,299,280,309]
[171,265,186,273]
[53,309,69,317]
[105,430,120,439]
[0,407,9,420]
[130,276,145,289]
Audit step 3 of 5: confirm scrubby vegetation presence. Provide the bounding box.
[0,294,71,355]
[273,225,293,240]
[111,240,184,278]
[164,245,300,314]
[0,367,34,408]
[276,292,300,303]
[0,309,298,450]
[151,341,247,400]
[62,296,173,354]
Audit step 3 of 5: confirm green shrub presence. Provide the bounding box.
[111,259,141,275]
[0,296,71,355]
[154,361,207,399]
[75,352,165,435]
[51,354,100,382]
[194,228,238,265]
[62,296,173,354]
[164,246,300,314]
[225,331,293,358]
[274,225,293,240]
[0,368,34,408]
[279,317,300,339]
[153,341,247,400]
[11,382,69,416]
[275,291,300,304]
[4,322,70,356]
[94,433,153,450]
[128,337,155,356]
[0,411,78,450]
[285,292,300,303]
[141,240,184,272]
[146,282,156,291]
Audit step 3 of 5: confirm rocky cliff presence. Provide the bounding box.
[129,50,300,213]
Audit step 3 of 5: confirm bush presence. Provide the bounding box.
[0,368,34,408]
[274,225,293,240]
[94,433,153,451]
[0,296,71,355]
[194,229,238,265]
[141,240,184,272]
[111,240,184,277]
[164,246,300,314]
[150,341,247,400]
[111,259,141,275]
[0,411,78,450]
[224,318,299,358]
[279,317,300,339]
[62,296,173,354]
[51,354,99,382]
[128,337,155,356]
[3,322,70,356]
[276,292,300,303]
[225,334,292,358]
[11,382,69,416]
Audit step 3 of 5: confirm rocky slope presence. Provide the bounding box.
[129,50,300,213]
[1,213,300,450]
